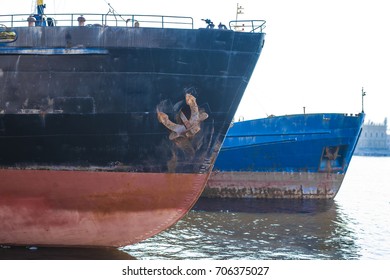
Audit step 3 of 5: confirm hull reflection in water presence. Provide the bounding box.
[193,197,334,213]
[0,246,135,260]
[123,198,360,260]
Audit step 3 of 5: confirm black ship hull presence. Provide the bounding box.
[1,27,264,173]
[0,24,265,247]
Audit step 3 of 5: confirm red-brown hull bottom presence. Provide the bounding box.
[204,171,344,199]
[0,170,208,247]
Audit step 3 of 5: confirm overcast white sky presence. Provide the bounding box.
[3,0,390,124]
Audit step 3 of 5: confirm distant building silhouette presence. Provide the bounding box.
[355,118,390,156]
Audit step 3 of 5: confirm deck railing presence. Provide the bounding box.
[0,13,266,33]
[0,13,194,29]
[229,20,266,33]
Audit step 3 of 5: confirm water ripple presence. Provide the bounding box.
[123,157,390,260]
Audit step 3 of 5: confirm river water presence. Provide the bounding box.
[1,156,389,260]
[123,156,390,260]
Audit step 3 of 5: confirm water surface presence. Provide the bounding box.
[1,156,388,260]
[123,156,390,260]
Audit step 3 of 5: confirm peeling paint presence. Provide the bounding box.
[0,48,109,55]
[205,171,343,199]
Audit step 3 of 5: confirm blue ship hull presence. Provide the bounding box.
[205,113,365,199]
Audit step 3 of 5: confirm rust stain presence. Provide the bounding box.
[205,171,343,199]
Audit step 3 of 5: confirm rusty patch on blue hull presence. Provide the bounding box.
[205,171,344,199]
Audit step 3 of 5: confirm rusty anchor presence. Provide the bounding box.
[324,146,340,171]
[324,146,340,161]
[157,93,208,141]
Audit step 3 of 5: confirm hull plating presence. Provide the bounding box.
[205,113,365,199]
[0,25,266,246]
[0,169,208,247]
